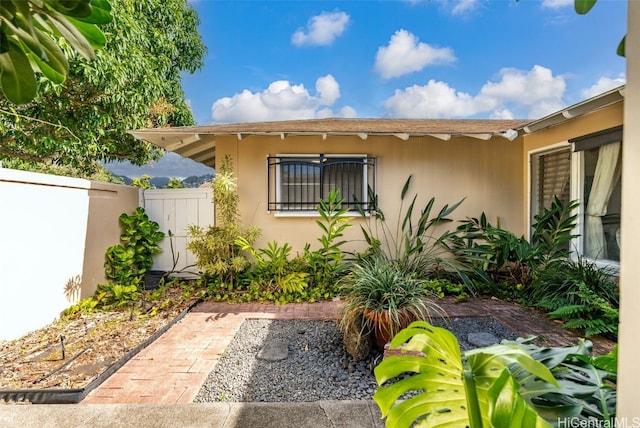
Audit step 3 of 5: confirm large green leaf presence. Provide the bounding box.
[574,0,597,14]
[0,41,37,104]
[374,321,555,428]
[43,7,97,59]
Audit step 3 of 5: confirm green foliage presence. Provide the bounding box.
[531,257,619,339]
[357,175,467,283]
[338,254,444,345]
[237,238,310,295]
[373,321,556,427]
[0,0,112,104]
[448,196,578,292]
[187,156,261,287]
[505,337,617,423]
[0,0,206,173]
[104,207,164,286]
[303,188,353,295]
[131,174,153,190]
[166,177,184,189]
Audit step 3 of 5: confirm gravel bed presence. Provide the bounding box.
[194,317,518,403]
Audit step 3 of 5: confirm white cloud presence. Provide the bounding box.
[374,29,456,79]
[541,0,573,9]
[581,74,626,99]
[291,11,350,47]
[452,0,479,15]
[211,74,356,123]
[384,65,567,119]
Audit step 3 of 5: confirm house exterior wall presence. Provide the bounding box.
[215,133,524,254]
[520,103,624,233]
[0,169,138,341]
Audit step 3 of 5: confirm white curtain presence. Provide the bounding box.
[584,142,621,259]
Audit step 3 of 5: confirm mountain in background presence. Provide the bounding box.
[104,152,214,179]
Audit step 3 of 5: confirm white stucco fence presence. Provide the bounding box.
[0,169,139,341]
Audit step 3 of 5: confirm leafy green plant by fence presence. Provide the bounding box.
[104,207,164,287]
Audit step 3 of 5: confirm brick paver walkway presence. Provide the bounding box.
[82,297,614,405]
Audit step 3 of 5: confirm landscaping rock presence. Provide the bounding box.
[257,340,289,361]
[467,332,500,347]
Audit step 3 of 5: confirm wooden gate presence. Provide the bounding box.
[142,188,213,275]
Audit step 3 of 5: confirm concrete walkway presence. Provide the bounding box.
[0,401,385,428]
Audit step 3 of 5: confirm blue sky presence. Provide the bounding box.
[182,0,626,125]
[109,0,627,178]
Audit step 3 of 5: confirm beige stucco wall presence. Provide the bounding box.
[215,133,524,255]
[82,181,140,298]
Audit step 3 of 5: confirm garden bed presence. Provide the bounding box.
[0,287,199,404]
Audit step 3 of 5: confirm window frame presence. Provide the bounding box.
[267,153,376,216]
[528,135,622,272]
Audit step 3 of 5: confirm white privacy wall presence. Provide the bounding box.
[143,188,214,275]
[0,169,90,341]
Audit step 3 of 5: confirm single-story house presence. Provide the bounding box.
[131,85,624,273]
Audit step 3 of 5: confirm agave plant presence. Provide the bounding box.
[373,321,558,427]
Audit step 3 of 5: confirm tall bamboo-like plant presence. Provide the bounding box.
[374,321,558,427]
[187,155,260,286]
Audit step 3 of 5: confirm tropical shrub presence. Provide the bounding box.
[506,337,617,424]
[236,238,310,303]
[338,254,445,349]
[104,207,164,287]
[187,155,261,287]
[447,196,578,294]
[356,175,468,284]
[303,188,353,296]
[374,321,618,427]
[530,257,619,339]
[374,321,558,427]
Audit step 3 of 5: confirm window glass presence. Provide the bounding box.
[583,143,622,262]
[267,155,374,213]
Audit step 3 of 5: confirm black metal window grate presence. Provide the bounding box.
[267,155,376,212]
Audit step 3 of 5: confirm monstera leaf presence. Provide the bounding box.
[373,321,557,428]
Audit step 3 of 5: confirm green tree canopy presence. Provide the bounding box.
[0,0,206,175]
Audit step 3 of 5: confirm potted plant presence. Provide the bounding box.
[338,254,444,350]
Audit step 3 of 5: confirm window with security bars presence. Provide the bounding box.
[530,146,572,218]
[267,155,376,213]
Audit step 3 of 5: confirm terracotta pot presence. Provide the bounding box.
[364,308,414,349]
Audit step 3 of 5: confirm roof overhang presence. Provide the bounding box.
[523,85,625,134]
[129,118,529,168]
